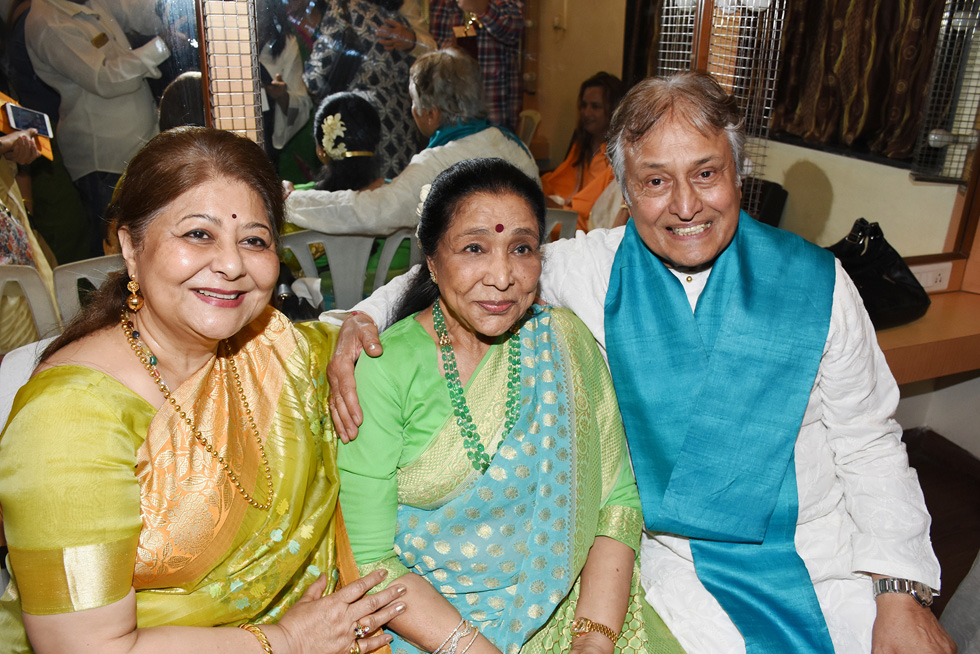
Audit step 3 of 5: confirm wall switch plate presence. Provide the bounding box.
[909,261,952,292]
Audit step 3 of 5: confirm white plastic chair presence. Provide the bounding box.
[0,336,55,428]
[53,254,125,323]
[545,208,578,241]
[372,227,422,292]
[0,264,61,340]
[280,230,376,311]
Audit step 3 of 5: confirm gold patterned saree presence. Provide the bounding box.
[0,309,341,652]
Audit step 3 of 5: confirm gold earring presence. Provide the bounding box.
[126,277,144,312]
[429,270,437,285]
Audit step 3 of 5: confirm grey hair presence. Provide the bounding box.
[409,49,488,126]
[607,71,746,205]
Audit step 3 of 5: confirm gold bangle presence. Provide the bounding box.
[570,617,619,644]
[240,623,274,654]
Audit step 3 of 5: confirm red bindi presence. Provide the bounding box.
[495,223,504,233]
[231,213,237,219]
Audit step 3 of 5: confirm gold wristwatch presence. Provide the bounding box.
[570,617,619,644]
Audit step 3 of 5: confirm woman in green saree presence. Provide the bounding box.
[0,127,405,654]
[338,158,682,654]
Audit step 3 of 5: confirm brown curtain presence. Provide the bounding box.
[772,0,945,159]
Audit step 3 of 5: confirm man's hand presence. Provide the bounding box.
[871,591,957,654]
[327,313,383,442]
[376,19,415,51]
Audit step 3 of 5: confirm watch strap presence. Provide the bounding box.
[872,577,936,607]
[570,617,619,644]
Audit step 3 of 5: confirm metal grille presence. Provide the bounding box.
[200,0,263,142]
[911,1,980,184]
[655,0,787,220]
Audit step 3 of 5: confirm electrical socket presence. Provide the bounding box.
[909,261,952,292]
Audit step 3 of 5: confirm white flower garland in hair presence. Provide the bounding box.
[415,183,432,247]
[320,113,348,160]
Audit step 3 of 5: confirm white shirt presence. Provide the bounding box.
[26,0,168,180]
[286,127,539,236]
[353,225,941,654]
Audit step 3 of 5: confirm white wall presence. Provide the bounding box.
[535,0,627,164]
[759,140,959,257]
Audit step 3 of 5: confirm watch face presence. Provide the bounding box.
[570,618,587,634]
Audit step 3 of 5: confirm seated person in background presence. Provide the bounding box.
[338,157,681,654]
[308,92,384,193]
[587,179,629,231]
[541,72,624,233]
[0,127,406,654]
[0,128,56,353]
[287,49,538,237]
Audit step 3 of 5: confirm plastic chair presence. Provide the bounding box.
[0,336,55,428]
[545,208,578,241]
[280,230,376,311]
[517,109,541,146]
[53,254,125,323]
[0,264,61,340]
[372,227,422,292]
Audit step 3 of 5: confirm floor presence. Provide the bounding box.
[904,428,980,616]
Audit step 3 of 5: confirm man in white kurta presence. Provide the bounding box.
[325,72,954,654]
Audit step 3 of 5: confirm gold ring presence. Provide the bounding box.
[354,623,370,639]
[349,642,361,654]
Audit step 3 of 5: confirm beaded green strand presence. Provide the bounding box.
[432,299,522,473]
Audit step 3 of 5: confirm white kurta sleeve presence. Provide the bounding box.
[819,261,941,588]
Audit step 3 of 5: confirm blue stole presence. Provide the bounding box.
[605,214,836,652]
[427,118,531,157]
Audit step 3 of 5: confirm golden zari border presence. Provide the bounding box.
[10,534,139,614]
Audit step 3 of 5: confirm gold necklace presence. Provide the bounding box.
[120,311,274,510]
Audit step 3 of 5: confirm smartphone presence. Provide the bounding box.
[4,103,53,138]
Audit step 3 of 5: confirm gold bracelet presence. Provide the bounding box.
[570,617,619,644]
[240,623,274,654]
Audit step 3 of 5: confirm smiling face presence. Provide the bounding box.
[580,85,611,139]
[623,113,742,272]
[119,178,280,350]
[426,191,542,342]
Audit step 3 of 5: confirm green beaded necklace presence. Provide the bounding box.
[432,299,522,473]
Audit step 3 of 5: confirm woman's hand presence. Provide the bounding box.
[327,312,382,442]
[271,570,407,654]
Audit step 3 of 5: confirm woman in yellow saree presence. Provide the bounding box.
[338,159,682,654]
[0,128,404,654]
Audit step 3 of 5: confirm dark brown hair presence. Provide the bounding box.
[41,127,284,362]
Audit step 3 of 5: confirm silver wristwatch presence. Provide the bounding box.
[872,577,937,607]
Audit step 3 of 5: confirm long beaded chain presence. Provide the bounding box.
[432,299,522,473]
[120,311,274,510]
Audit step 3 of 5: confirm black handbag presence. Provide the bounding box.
[826,218,930,330]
